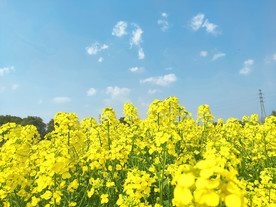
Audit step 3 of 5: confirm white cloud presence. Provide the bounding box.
[86,42,109,55]
[129,67,144,72]
[161,12,168,18]
[158,12,169,32]
[127,24,145,60]
[53,97,71,104]
[190,13,205,31]
[87,88,97,96]
[86,45,98,55]
[240,67,251,75]
[140,73,177,86]
[212,53,226,61]
[138,48,145,59]
[129,67,139,72]
[38,99,43,104]
[158,19,169,32]
[0,66,14,77]
[240,59,254,75]
[98,57,104,63]
[273,54,276,60]
[11,84,19,90]
[200,51,208,57]
[190,14,219,35]
[106,86,130,98]
[130,24,143,46]
[101,44,108,50]
[202,19,218,34]
[244,59,254,65]
[112,21,128,37]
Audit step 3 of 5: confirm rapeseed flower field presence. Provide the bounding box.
[0,97,275,206]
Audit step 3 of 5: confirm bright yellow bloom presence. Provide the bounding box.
[87,187,95,198]
[67,179,79,192]
[106,181,115,187]
[225,194,241,207]
[174,186,193,205]
[31,196,40,207]
[69,202,77,207]
[177,173,195,188]
[101,194,109,204]
[41,191,52,200]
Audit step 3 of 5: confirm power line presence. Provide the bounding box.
[259,89,266,124]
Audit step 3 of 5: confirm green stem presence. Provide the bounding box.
[160,149,167,205]
[68,131,70,146]
[68,131,70,154]
[79,184,89,206]
[107,122,111,150]
[96,129,102,147]
[54,173,57,207]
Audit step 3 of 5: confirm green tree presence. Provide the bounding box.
[21,116,46,139]
[0,115,22,126]
[271,110,276,117]
[45,119,55,134]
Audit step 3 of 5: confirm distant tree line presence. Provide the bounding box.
[0,115,54,139]
[1,110,275,139]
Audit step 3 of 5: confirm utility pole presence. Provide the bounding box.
[258,89,266,124]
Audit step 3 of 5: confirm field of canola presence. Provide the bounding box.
[0,97,275,207]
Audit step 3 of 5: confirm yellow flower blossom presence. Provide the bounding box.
[101,194,109,204]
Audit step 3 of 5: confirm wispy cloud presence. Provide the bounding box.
[240,59,254,75]
[190,13,205,31]
[140,73,177,86]
[158,12,169,32]
[86,42,109,55]
[162,13,168,18]
[53,97,71,104]
[138,48,145,59]
[112,21,128,37]
[129,67,144,72]
[130,24,143,47]
[129,24,145,60]
[112,22,145,60]
[273,54,276,60]
[98,57,104,63]
[212,53,226,61]
[190,13,219,35]
[0,66,15,77]
[200,51,208,57]
[11,84,19,90]
[202,19,218,34]
[87,88,97,96]
[106,86,130,98]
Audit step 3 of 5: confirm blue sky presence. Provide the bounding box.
[1,0,276,123]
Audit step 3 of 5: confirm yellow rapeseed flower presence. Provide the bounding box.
[101,194,109,204]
